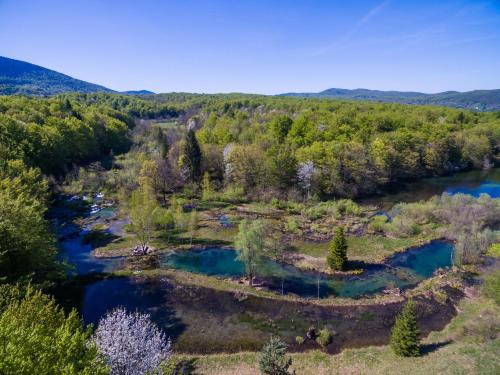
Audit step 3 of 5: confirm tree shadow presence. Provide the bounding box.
[173,358,198,375]
[420,339,453,355]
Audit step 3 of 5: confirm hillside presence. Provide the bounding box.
[281,87,500,111]
[0,56,114,96]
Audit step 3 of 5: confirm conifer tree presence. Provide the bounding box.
[258,336,293,375]
[327,226,348,271]
[183,129,202,183]
[390,299,421,357]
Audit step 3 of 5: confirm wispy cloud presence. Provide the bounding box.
[310,0,391,56]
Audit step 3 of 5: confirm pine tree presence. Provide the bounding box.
[327,226,348,271]
[183,129,202,183]
[390,299,420,357]
[258,336,293,375]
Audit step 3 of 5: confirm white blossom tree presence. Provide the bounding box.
[93,308,171,375]
[297,161,315,200]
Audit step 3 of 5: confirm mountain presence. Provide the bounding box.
[280,87,500,111]
[122,90,156,95]
[0,56,115,96]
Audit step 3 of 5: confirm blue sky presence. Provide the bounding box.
[1,0,499,94]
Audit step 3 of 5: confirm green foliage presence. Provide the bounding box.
[0,162,61,283]
[315,328,332,348]
[129,180,159,251]
[0,284,107,375]
[202,172,213,201]
[258,336,293,375]
[235,219,267,285]
[295,336,305,345]
[390,299,421,357]
[327,227,348,271]
[183,129,202,183]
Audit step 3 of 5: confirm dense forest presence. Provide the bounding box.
[65,92,500,200]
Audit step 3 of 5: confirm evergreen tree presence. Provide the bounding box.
[327,226,348,271]
[258,336,294,375]
[183,129,202,183]
[390,299,421,357]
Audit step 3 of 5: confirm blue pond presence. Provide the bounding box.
[160,241,454,298]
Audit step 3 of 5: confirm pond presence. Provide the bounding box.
[160,241,454,298]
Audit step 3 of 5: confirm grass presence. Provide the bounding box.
[171,293,500,374]
[291,234,434,263]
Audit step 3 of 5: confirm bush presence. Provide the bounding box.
[369,214,388,232]
[258,336,293,375]
[295,336,305,345]
[454,226,495,266]
[285,217,300,234]
[390,299,420,357]
[315,328,332,347]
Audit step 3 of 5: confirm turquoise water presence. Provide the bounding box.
[160,241,454,298]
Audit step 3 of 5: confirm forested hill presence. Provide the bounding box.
[0,56,114,96]
[280,88,500,111]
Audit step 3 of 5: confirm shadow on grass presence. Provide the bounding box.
[173,358,198,375]
[420,339,453,355]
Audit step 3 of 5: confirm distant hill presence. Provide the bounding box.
[280,87,500,111]
[0,56,116,96]
[122,90,156,95]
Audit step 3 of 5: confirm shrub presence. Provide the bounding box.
[295,336,305,345]
[315,328,332,347]
[285,217,300,234]
[390,299,420,357]
[454,226,495,266]
[327,226,348,271]
[93,307,171,375]
[258,336,293,375]
[369,214,388,232]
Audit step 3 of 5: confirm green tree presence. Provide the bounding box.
[0,285,107,375]
[327,226,348,271]
[129,180,159,252]
[258,336,293,375]
[0,166,60,283]
[183,129,202,183]
[390,299,420,357]
[235,219,267,286]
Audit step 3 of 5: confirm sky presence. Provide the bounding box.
[1,0,499,94]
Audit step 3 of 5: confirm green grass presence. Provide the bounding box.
[292,234,434,263]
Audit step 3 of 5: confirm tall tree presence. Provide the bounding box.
[129,180,159,252]
[390,299,420,357]
[327,226,348,271]
[235,219,266,286]
[183,129,202,183]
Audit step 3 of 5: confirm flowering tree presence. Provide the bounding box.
[297,161,315,200]
[93,308,171,375]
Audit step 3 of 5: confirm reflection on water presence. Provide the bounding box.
[362,168,500,209]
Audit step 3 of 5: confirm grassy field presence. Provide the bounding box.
[172,292,500,374]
